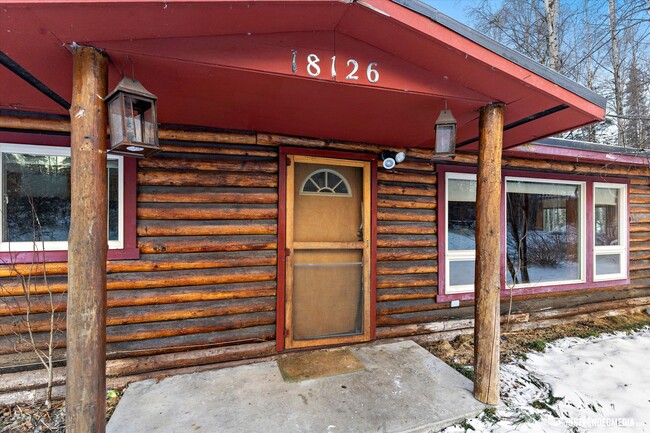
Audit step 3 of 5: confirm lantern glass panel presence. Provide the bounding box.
[124,96,153,144]
[436,124,456,154]
[108,94,125,146]
[142,102,156,145]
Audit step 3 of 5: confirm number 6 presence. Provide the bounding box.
[366,62,379,83]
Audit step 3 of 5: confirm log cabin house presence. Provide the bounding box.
[1,0,649,413]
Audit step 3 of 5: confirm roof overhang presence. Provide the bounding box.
[0,0,606,149]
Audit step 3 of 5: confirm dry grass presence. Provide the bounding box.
[0,389,122,433]
[427,311,650,368]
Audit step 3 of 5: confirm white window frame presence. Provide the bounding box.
[593,183,627,282]
[445,172,476,294]
[0,143,124,252]
[504,176,586,289]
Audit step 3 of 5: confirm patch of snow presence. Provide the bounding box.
[442,328,650,432]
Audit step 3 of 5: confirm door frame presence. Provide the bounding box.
[276,147,377,351]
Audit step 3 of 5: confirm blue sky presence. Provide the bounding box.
[421,0,475,24]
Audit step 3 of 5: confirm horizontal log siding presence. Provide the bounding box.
[376,158,439,322]
[0,138,279,377]
[1,121,650,402]
[118,140,279,358]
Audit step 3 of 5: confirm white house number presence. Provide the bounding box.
[291,50,379,83]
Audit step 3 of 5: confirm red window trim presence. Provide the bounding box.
[436,165,630,303]
[276,147,378,352]
[0,137,139,264]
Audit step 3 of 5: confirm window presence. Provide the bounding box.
[445,173,477,294]
[439,169,628,300]
[594,183,627,281]
[300,169,351,196]
[506,178,585,287]
[0,143,125,254]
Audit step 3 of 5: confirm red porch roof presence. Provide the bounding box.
[0,0,606,149]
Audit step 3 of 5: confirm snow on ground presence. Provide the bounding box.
[442,328,650,432]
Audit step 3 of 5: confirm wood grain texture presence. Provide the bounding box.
[473,103,504,405]
[67,45,108,433]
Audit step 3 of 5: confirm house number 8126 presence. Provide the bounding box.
[292,51,380,83]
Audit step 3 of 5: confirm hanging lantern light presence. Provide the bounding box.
[434,108,457,158]
[105,77,160,158]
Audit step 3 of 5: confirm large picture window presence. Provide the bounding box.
[439,169,628,300]
[505,178,585,287]
[0,143,124,253]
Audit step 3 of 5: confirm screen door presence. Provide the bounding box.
[284,155,371,349]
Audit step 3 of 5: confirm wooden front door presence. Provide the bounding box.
[285,155,371,349]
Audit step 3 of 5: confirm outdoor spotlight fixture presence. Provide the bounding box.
[380,150,406,170]
[434,108,457,158]
[105,77,160,158]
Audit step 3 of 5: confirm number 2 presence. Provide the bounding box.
[346,59,359,80]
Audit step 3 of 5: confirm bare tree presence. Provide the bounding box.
[543,0,561,70]
[468,0,650,146]
[469,0,575,72]
[609,0,627,146]
[1,198,61,408]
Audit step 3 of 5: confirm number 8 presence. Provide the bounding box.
[307,54,321,77]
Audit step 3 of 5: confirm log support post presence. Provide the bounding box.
[66,45,109,433]
[473,102,505,405]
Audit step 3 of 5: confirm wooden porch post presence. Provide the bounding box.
[66,45,109,433]
[473,102,505,405]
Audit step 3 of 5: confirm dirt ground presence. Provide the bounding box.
[0,391,121,433]
[1,311,649,432]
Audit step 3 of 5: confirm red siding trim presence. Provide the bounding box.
[114,156,139,261]
[370,160,378,339]
[276,148,288,352]
[436,164,630,304]
[627,183,631,280]
[505,144,650,167]
[0,131,70,147]
[585,183,595,283]
[436,279,632,303]
[278,146,377,161]
[436,165,476,302]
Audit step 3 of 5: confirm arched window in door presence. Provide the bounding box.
[299,169,352,197]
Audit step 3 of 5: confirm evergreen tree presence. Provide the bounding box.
[623,58,650,148]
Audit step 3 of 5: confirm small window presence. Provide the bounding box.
[300,169,352,196]
[0,143,124,253]
[594,183,627,281]
[445,172,477,294]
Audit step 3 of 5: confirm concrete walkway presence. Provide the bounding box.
[107,340,486,433]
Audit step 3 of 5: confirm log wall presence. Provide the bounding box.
[1,123,650,403]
